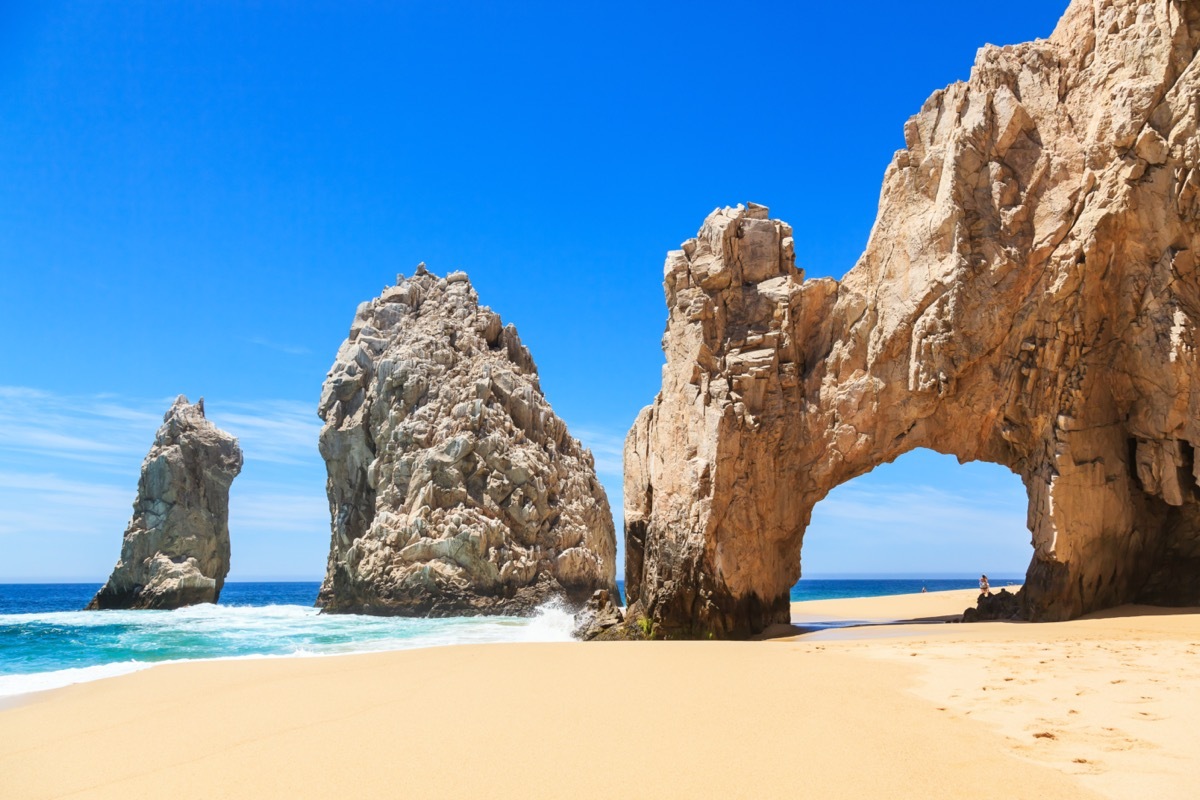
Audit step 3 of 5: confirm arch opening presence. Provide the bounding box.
[791,448,1030,609]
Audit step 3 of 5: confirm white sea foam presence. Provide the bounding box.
[0,598,581,699]
[0,661,152,699]
[516,600,577,642]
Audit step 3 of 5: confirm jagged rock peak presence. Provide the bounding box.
[623,0,1200,638]
[316,266,618,616]
[87,395,243,610]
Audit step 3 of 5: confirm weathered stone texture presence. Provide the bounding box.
[88,396,243,610]
[317,265,617,615]
[625,0,1200,637]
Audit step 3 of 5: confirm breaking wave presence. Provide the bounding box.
[0,599,578,699]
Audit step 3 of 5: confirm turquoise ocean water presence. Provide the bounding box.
[0,578,1017,698]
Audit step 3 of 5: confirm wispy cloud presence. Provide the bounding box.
[230,487,329,534]
[0,388,163,472]
[0,387,332,579]
[208,400,322,466]
[804,476,1032,574]
[0,470,131,537]
[571,424,625,479]
[816,484,1025,532]
[0,387,323,471]
[246,336,311,356]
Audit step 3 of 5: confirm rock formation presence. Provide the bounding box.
[571,588,625,639]
[963,589,1022,622]
[88,396,243,610]
[624,0,1200,637]
[316,265,617,615]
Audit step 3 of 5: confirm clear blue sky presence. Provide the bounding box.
[0,1,1066,582]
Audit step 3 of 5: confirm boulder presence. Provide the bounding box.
[625,0,1200,637]
[87,396,243,610]
[572,588,624,639]
[316,266,617,615]
[963,589,1022,623]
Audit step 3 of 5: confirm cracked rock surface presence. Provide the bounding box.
[317,265,617,615]
[625,0,1200,637]
[88,396,243,610]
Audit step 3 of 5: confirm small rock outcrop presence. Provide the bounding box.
[625,0,1200,637]
[316,265,617,616]
[88,396,243,610]
[571,588,624,639]
[963,589,1022,622]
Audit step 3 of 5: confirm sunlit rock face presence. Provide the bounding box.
[625,0,1200,637]
[88,396,243,610]
[317,265,617,616]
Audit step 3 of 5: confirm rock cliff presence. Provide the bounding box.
[624,0,1200,637]
[88,396,243,610]
[317,265,617,615]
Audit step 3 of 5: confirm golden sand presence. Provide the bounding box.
[2,590,1196,799]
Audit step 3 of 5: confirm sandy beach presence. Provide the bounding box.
[2,590,1197,799]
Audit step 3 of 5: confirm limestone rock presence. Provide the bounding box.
[316,267,617,615]
[87,396,243,610]
[625,0,1200,637]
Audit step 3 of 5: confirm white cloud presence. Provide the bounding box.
[0,387,163,471]
[0,386,323,471]
[0,470,131,537]
[208,400,323,467]
[570,424,625,479]
[816,484,1024,531]
[230,486,329,534]
[804,473,1032,574]
[246,336,312,356]
[0,387,331,579]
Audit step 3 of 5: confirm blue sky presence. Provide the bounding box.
[0,1,1065,582]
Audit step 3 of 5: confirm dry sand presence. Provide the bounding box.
[779,590,1200,800]
[1,590,1196,799]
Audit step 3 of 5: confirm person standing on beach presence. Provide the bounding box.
[979,574,990,596]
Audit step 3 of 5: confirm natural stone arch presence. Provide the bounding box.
[623,0,1200,637]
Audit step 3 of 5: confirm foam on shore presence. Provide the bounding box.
[0,600,577,698]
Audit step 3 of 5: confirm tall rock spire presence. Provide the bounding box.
[88,396,243,610]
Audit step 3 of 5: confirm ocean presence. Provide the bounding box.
[0,578,1016,698]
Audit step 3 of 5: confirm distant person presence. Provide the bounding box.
[979,574,990,596]
[921,586,927,593]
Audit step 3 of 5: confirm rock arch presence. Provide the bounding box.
[623,0,1200,637]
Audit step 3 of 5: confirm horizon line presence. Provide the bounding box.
[0,572,1026,585]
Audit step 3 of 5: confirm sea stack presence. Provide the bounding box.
[88,396,243,610]
[316,265,617,615]
[624,0,1200,637]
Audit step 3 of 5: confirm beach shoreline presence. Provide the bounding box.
[2,589,1197,798]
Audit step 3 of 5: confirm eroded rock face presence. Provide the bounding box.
[626,0,1200,637]
[317,265,617,615]
[88,396,243,610]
